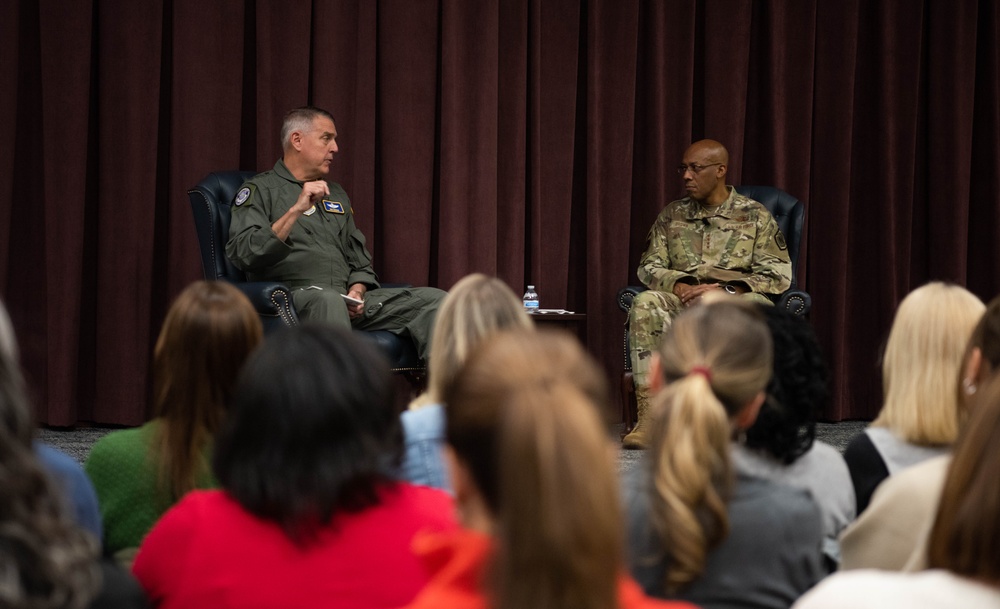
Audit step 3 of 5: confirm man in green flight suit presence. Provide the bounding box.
[226,106,444,360]
[623,139,792,449]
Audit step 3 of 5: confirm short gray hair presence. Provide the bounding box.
[280,106,335,149]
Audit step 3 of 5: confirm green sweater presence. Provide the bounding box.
[84,420,218,556]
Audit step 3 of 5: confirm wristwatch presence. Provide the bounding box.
[723,284,738,295]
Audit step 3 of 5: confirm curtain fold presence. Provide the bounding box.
[38,0,94,422]
[0,1,18,294]
[376,2,441,284]
[435,0,501,288]
[585,0,640,393]
[967,1,1000,299]
[4,0,1000,425]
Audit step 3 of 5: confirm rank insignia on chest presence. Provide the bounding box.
[303,205,317,216]
[322,200,345,214]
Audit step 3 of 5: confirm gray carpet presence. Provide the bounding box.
[37,427,115,464]
[614,420,865,473]
[39,421,869,473]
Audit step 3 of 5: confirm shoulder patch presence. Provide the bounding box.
[234,185,255,206]
[775,231,787,251]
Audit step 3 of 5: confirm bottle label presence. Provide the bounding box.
[524,300,539,310]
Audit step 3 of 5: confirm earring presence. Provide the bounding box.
[962,378,977,396]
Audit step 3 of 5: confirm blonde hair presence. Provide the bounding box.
[444,330,619,609]
[412,273,532,407]
[647,301,772,592]
[873,282,985,445]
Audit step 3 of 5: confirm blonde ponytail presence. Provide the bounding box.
[646,301,772,593]
[647,375,732,592]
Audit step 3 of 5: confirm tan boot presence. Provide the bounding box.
[622,387,652,450]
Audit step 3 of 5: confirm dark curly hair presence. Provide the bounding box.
[744,306,831,464]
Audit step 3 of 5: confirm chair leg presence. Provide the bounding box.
[402,369,427,399]
[392,369,427,410]
[621,372,637,437]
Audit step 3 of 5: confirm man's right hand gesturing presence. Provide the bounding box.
[272,180,330,241]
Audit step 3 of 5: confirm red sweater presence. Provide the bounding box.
[132,485,457,609]
[401,529,700,609]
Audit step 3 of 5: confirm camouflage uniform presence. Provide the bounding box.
[226,159,445,360]
[629,187,792,389]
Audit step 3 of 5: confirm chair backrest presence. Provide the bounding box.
[188,171,257,282]
[734,185,804,288]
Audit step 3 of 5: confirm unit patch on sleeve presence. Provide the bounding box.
[234,185,254,206]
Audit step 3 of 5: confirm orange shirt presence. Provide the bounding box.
[402,528,700,609]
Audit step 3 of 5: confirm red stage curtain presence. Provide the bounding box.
[3,0,999,425]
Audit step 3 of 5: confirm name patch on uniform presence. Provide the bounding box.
[234,186,253,206]
[303,205,317,216]
[322,200,345,214]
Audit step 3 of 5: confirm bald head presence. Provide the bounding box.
[685,139,729,166]
[680,140,730,206]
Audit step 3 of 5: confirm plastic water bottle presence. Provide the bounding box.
[523,285,539,312]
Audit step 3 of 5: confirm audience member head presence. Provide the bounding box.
[958,294,1000,406]
[926,373,1000,586]
[744,305,830,464]
[152,280,262,500]
[874,282,984,445]
[443,329,617,609]
[213,324,398,543]
[0,301,29,448]
[646,300,773,593]
[416,273,532,407]
[0,300,99,607]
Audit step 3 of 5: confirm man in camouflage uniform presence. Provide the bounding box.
[623,139,792,448]
[226,107,444,360]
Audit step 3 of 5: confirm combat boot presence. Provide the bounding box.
[622,387,653,450]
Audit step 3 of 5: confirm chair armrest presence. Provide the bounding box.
[776,289,812,317]
[232,281,300,327]
[617,286,647,314]
[620,284,810,317]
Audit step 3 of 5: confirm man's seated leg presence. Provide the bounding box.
[291,288,352,328]
[623,289,682,449]
[353,287,446,361]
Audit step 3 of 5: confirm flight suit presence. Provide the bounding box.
[226,160,444,360]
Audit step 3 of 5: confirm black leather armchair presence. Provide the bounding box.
[617,185,811,430]
[188,171,299,333]
[187,171,424,376]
